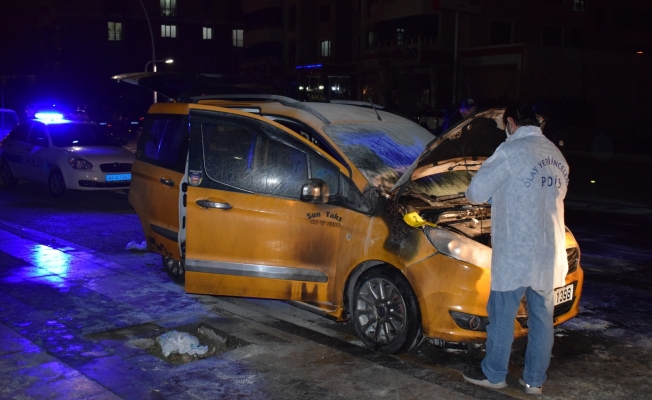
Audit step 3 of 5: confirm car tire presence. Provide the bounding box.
[48,169,66,197]
[1,159,18,187]
[350,267,422,355]
[162,255,185,282]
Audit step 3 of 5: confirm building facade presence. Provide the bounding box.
[1,0,651,151]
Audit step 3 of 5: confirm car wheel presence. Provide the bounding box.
[1,159,18,187]
[48,169,66,197]
[350,267,422,355]
[162,256,185,282]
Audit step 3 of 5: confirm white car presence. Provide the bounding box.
[0,108,19,140]
[0,115,135,196]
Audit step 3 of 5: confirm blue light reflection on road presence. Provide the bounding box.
[10,244,73,288]
[24,245,72,274]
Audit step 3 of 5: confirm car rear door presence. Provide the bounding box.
[184,108,346,305]
[128,104,190,261]
[23,122,51,183]
[2,122,32,178]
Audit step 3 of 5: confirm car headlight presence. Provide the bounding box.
[425,227,492,269]
[68,157,93,170]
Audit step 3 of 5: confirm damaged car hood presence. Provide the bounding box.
[391,108,508,202]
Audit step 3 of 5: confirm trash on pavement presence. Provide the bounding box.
[156,330,208,357]
[125,240,148,251]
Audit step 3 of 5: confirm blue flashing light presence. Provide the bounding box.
[35,112,65,122]
[295,64,323,70]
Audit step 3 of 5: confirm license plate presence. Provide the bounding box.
[554,284,574,306]
[106,173,131,182]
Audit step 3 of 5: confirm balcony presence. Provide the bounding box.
[245,27,284,46]
[361,37,447,68]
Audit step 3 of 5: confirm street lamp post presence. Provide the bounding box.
[144,59,173,103]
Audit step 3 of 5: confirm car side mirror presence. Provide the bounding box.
[300,178,329,203]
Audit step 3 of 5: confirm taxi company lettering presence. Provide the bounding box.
[523,156,569,188]
[306,211,342,222]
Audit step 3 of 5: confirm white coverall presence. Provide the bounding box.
[465,125,569,291]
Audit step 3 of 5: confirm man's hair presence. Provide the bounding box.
[503,105,539,127]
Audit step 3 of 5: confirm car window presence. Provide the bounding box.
[0,111,18,130]
[323,122,432,191]
[200,119,309,199]
[28,124,49,146]
[310,152,339,194]
[48,124,121,147]
[7,123,31,142]
[138,114,189,173]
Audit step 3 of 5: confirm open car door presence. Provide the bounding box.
[128,103,189,261]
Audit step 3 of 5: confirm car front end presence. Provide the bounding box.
[54,147,135,190]
[391,108,583,345]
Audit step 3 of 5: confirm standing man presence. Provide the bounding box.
[440,98,478,133]
[462,105,569,395]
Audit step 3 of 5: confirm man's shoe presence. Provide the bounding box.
[519,378,543,395]
[463,367,507,389]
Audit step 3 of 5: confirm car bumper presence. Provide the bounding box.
[62,169,131,190]
[405,253,584,344]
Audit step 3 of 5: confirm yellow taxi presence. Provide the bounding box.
[115,73,583,355]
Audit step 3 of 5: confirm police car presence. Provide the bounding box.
[0,111,135,196]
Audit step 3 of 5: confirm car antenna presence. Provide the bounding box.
[368,98,382,121]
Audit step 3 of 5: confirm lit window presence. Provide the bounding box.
[232,29,243,47]
[203,27,212,40]
[161,25,177,38]
[160,0,176,17]
[397,28,404,45]
[321,40,331,57]
[573,0,585,11]
[108,22,122,41]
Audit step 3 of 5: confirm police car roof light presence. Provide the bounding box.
[34,112,65,122]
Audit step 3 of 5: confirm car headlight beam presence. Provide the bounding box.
[68,157,93,170]
[425,227,492,269]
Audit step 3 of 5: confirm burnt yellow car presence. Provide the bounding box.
[115,73,583,355]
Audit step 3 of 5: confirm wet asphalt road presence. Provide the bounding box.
[1,182,651,399]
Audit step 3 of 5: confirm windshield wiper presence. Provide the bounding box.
[447,162,482,171]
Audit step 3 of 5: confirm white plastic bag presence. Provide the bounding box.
[156,330,208,357]
[125,240,148,251]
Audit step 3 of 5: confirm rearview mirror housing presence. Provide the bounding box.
[300,178,329,203]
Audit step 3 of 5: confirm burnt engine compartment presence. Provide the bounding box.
[400,194,492,246]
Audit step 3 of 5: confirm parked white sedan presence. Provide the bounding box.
[0,115,135,196]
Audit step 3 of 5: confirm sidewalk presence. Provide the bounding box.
[0,225,474,400]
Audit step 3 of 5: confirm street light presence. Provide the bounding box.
[144,58,174,73]
[144,59,173,103]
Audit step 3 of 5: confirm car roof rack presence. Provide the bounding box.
[191,94,331,125]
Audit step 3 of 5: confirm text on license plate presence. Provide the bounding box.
[106,173,131,182]
[554,284,574,306]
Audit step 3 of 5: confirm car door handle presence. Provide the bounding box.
[159,177,175,187]
[196,198,232,209]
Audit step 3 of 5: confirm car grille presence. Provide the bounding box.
[100,163,132,173]
[567,247,579,274]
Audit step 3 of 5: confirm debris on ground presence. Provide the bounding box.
[125,240,148,251]
[156,330,208,357]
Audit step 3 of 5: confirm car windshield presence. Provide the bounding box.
[324,123,433,190]
[0,111,18,130]
[48,124,121,147]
